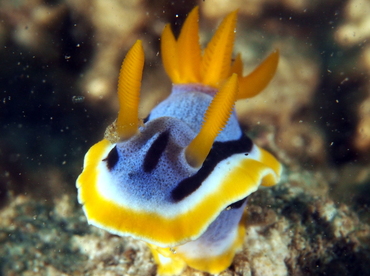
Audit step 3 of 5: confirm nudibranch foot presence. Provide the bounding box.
[76,5,282,276]
[149,205,248,276]
[148,244,187,276]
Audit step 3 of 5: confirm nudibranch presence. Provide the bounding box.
[76,6,282,275]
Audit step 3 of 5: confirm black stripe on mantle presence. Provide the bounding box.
[171,134,253,202]
[143,131,170,173]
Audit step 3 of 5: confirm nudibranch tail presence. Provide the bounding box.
[185,73,238,168]
[201,10,237,87]
[116,40,144,140]
[237,49,279,99]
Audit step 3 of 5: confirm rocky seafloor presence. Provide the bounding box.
[1,0,370,275]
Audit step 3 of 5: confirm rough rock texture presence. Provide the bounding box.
[1,0,370,275]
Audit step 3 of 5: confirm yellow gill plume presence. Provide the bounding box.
[230,53,243,76]
[161,24,179,83]
[236,50,279,99]
[201,10,237,88]
[160,6,278,99]
[161,7,201,84]
[185,74,239,168]
[176,6,202,83]
[161,8,237,87]
[116,40,145,140]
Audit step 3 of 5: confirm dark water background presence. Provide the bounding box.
[1,0,370,275]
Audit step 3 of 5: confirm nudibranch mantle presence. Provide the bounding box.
[77,6,282,276]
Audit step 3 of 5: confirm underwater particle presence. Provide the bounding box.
[72,96,85,103]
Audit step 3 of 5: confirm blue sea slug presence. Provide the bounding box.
[76,6,282,275]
